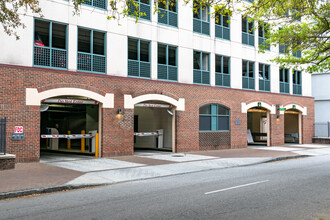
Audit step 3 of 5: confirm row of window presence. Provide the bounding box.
[80,0,301,56]
[33,19,302,95]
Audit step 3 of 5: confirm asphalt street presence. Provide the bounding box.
[1,155,330,220]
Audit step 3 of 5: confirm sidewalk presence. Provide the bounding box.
[1,144,329,200]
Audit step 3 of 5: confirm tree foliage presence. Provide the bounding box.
[1,0,329,72]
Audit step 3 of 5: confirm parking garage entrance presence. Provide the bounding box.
[134,101,175,152]
[284,109,301,144]
[40,96,99,156]
[247,107,270,146]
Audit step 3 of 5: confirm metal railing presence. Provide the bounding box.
[315,122,330,137]
[0,117,6,155]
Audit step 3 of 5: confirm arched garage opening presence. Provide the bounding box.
[124,94,185,153]
[284,106,303,144]
[26,88,114,159]
[244,102,273,147]
[40,96,100,156]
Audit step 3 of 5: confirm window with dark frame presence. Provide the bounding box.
[193,51,210,85]
[215,55,230,87]
[199,104,230,131]
[193,1,210,35]
[242,17,254,46]
[215,13,230,40]
[279,68,290,94]
[128,0,151,21]
[158,0,177,27]
[242,60,255,90]
[158,43,177,81]
[259,63,270,92]
[34,19,67,69]
[77,27,106,73]
[293,70,302,95]
[128,38,151,78]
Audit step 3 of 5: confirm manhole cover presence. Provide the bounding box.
[172,153,185,157]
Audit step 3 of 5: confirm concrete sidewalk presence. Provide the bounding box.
[1,144,328,200]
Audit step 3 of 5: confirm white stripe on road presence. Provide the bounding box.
[205,180,269,195]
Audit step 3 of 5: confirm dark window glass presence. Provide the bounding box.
[249,62,254,77]
[285,69,289,82]
[78,28,91,53]
[242,60,247,76]
[218,116,229,130]
[242,18,247,32]
[168,46,176,66]
[141,0,149,4]
[194,51,201,69]
[265,65,269,80]
[223,57,229,74]
[215,56,221,72]
[200,105,211,114]
[35,20,50,47]
[258,26,263,37]
[218,106,229,115]
[93,31,105,55]
[158,44,166,64]
[259,64,263,79]
[223,15,229,27]
[248,21,253,33]
[293,72,296,84]
[169,0,176,12]
[52,23,66,49]
[280,69,283,82]
[158,0,166,9]
[297,71,301,84]
[199,116,211,130]
[140,40,149,62]
[128,38,138,60]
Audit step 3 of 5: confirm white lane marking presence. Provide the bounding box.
[205,180,269,195]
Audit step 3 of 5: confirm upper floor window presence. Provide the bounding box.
[258,22,270,50]
[293,70,302,95]
[215,13,230,40]
[128,38,150,78]
[34,19,67,69]
[199,104,230,131]
[242,60,255,90]
[77,28,106,74]
[215,55,230,87]
[129,0,151,21]
[279,68,290,94]
[242,17,254,46]
[193,2,210,35]
[193,51,210,85]
[82,0,106,10]
[259,63,270,92]
[158,43,177,81]
[158,0,177,27]
[293,50,302,58]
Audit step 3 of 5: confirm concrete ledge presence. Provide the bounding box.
[312,137,330,144]
[0,154,16,170]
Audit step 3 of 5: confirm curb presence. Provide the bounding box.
[0,155,310,200]
[264,155,310,163]
[0,184,106,200]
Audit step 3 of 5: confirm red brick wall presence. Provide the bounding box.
[0,64,315,162]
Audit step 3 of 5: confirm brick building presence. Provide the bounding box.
[0,0,314,162]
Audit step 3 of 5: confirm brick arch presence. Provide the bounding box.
[38,84,105,96]
[131,89,180,101]
[241,101,276,114]
[26,87,114,108]
[282,103,307,115]
[198,101,232,111]
[124,94,185,111]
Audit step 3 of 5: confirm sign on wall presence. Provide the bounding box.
[14,126,23,133]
